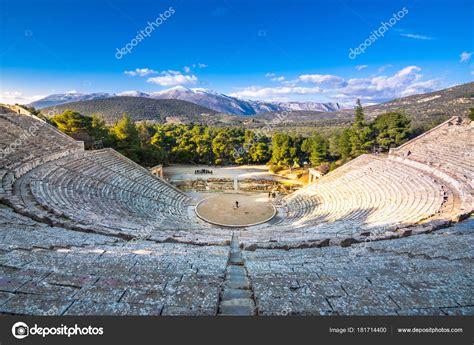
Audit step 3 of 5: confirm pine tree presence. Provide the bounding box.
[349,99,374,157]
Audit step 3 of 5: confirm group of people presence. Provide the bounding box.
[195,169,213,175]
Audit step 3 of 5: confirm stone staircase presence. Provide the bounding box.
[218,234,257,315]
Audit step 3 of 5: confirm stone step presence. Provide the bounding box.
[229,256,244,265]
[218,304,255,316]
[220,298,255,308]
[219,298,256,316]
[217,235,258,315]
[226,265,247,276]
[221,288,253,301]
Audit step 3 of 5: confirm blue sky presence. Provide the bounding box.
[0,0,472,105]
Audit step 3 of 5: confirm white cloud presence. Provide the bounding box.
[333,66,438,101]
[0,91,45,105]
[192,63,208,69]
[298,74,344,85]
[183,66,191,73]
[147,71,198,86]
[65,90,78,94]
[399,79,439,97]
[231,66,439,103]
[272,76,286,82]
[400,33,433,40]
[230,86,324,99]
[265,73,285,82]
[378,64,392,73]
[124,68,158,77]
[355,65,368,71]
[460,51,473,62]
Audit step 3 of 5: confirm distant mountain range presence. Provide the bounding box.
[30,86,342,115]
[43,97,220,124]
[251,81,474,133]
[40,82,474,131]
[30,92,111,109]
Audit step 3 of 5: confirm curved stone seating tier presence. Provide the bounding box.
[242,222,473,315]
[17,151,231,245]
[0,112,84,198]
[389,118,473,211]
[1,109,471,251]
[0,207,229,315]
[15,150,206,238]
[238,155,455,248]
[0,204,119,251]
[0,112,82,169]
[0,110,230,245]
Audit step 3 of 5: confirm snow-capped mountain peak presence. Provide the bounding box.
[29,87,344,115]
[116,90,150,97]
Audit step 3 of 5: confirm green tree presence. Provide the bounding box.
[110,114,140,161]
[372,112,411,149]
[271,133,298,167]
[301,133,329,166]
[212,129,235,165]
[337,128,352,160]
[90,114,111,145]
[50,110,92,135]
[349,99,374,157]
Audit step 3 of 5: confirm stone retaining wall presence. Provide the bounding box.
[173,178,300,194]
[173,178,235,191]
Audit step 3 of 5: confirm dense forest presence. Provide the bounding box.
[25,100,417,173]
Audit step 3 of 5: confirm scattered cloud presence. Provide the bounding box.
[298,74,344,85]
[230,86,324,98]
[265,73,285,82]
[400,33,433,40]
[355,65,368,71]
[460,51,472,62]
[147,70,198,86]
[378,64,392,73]
[190,63,208,69]
[272,76,286,82]
[230,66,439,103]
[124,68,158,77]
[330,66,439,101]
[0,91,45,104]
[183,63,206,73]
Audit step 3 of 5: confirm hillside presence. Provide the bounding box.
[249,82,474,133]
[40,82,474,131]
[32,86,342,115]
[148,86,341,115]
[42,96,219,124]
